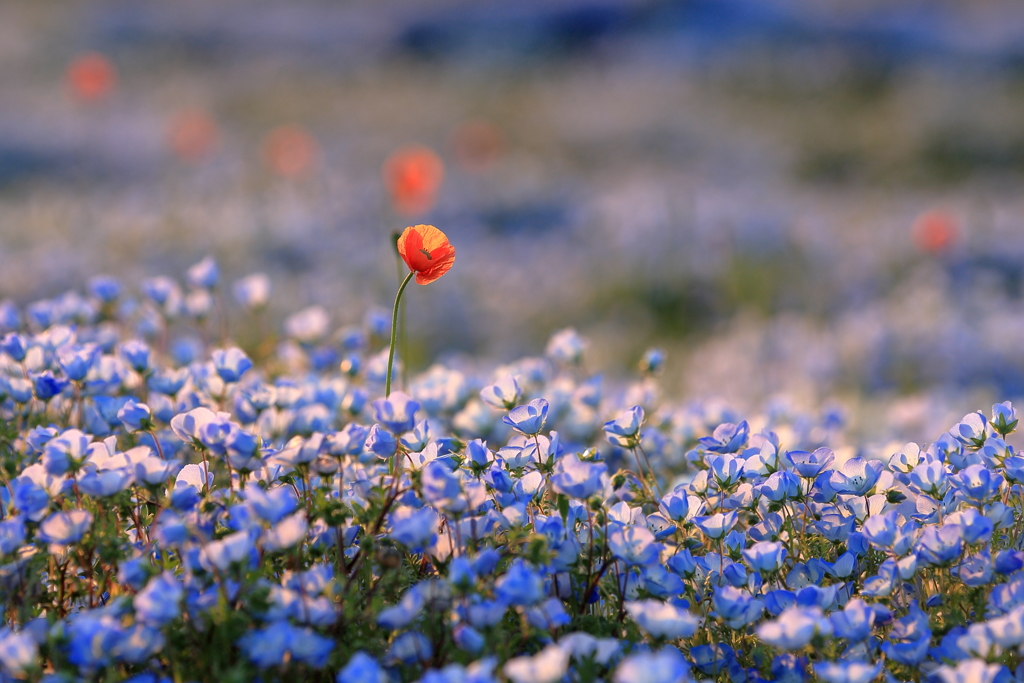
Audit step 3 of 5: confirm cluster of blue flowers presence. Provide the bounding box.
[0,259,1022,683]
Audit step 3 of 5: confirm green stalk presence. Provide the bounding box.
[385,271,415,397]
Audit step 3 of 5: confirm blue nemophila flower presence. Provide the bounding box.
[387,631,433,666]
[609,525,662,566]
[546,328,586,365]
[66,610,123,672]
[57,343,98,382]
[712,586,764,629]
[1,332,27,362]
[238,621,332,669]
[389,506,439,552]
[690,643,735,676]
[829,598,875,642]
[995,549,1024,575]
[0,517,26,556]
[465,439,493,468]
[880,602,931,664]
[604,406,645,448]
[950,464,1003,505]
[244,485,298,524]
[526,597,572,630]
[365,424,397,458]
[784,447,835,478]
[693,511,738,540]
[338,652,388,683]
[133,572,183,627]
[199,530,254,572]
[991,401,1018,436]
[212,347,252,383]
[421,460,464,511]
[659,487,691,523]
[503,398,549,436]
[626,599,701,639]
[550,452,607,500]
[6,377,31,404]
[233,272,271,310]
[641,563,686,597]
[742,541,786,573]
[934,660,1009,683]
[496,560,545,606]
[186,256,219,290]
[262,511,308,552]
[909,459,949,498]
[504,644,569,683]
[480,375,521,410]
[373,391,420,434]
[757,606,831,650]
[639,347,666,374]
[812,661,882,683]
[42,428,91,475]
[613,648,691,683]
[742,441,779,477]
[77,468,131,497]
[950,411,989,449]
[0,629,38,678]
[889,442,924,474]
[31,371,67,401]
[708,454,744,488]
[377,587,425,630]
[828,457,883,496]
[37,509,93,553]
[954,552,994,587]
[699,421,749,454]
[118,399,152,432]
[758,470,801,502]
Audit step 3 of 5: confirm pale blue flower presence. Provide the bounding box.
[37,509,93,552]
[742,541,786,573]
[608,525,662,566]
[812,661,882,683]
[503,398,549,436]
[338,652,388,683]
[550,452,607,500]
[480,375,521,410]
[613,647,691,683]
[212,347,252,383]
[134,572,183,627]
[756,606,830,650]
[504,644,569,683]
[604,406,645,448]
[496,560,545,606]
[373,391,421,434]
[626,600,701,639]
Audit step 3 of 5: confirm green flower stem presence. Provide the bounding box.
[386,271,416,398]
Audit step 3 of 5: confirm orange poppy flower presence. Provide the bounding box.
[383,146,445,215]
[262,124,319,178]
[66,53,116,102]
[167,109,219,163]
[396,225,456,285]
[912,209,957,254]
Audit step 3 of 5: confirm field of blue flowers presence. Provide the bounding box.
[0,249,1021,683]
[4,1,1024,681]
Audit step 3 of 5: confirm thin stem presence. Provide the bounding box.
[385,271,416,398]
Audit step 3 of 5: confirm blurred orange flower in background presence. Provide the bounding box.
[66,53,116,102]
[167,110,220,163]
[383,146,445,215]
[451,119,506,172]
[396,224,456,285]
[262,124,319,178]
[912,209,958,254]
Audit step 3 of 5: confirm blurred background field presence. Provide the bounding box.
[3,0,1024,442]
